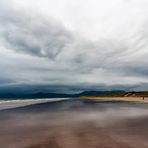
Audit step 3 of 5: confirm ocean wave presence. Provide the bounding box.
[0,98,70,104]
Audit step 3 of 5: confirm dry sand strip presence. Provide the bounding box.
[80,97,148,103]
[0,98,70,110]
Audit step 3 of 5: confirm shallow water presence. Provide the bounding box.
[0,99,148,148]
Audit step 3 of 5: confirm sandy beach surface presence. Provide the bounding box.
[0,98,148,148]
[81,96,148,103]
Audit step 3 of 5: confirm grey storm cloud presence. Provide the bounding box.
[0,1,72,59]
[0,0,148,92]
[0,0,133,63]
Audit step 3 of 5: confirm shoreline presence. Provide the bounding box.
[1,97,148,111]
[80,96,148,103]
[0,98,70,110]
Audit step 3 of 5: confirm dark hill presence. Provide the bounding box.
[0,90,126,99]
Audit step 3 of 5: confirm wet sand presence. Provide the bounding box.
[0,99,148,148]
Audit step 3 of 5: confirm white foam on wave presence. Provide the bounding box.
[0,98,70,110]
[0,98,70,104]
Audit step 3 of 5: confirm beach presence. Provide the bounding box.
[0,98,148,148]
[81,96,148,103]
[0,98,70,110]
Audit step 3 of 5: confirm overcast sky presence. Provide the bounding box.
[0,0,148,93]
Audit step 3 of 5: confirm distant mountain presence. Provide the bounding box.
[78,90,125,96]
[0,92,75,100]
[0,90,126,99]
[1,90,148,100]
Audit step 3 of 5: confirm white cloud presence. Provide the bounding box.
[0,0,148,91]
